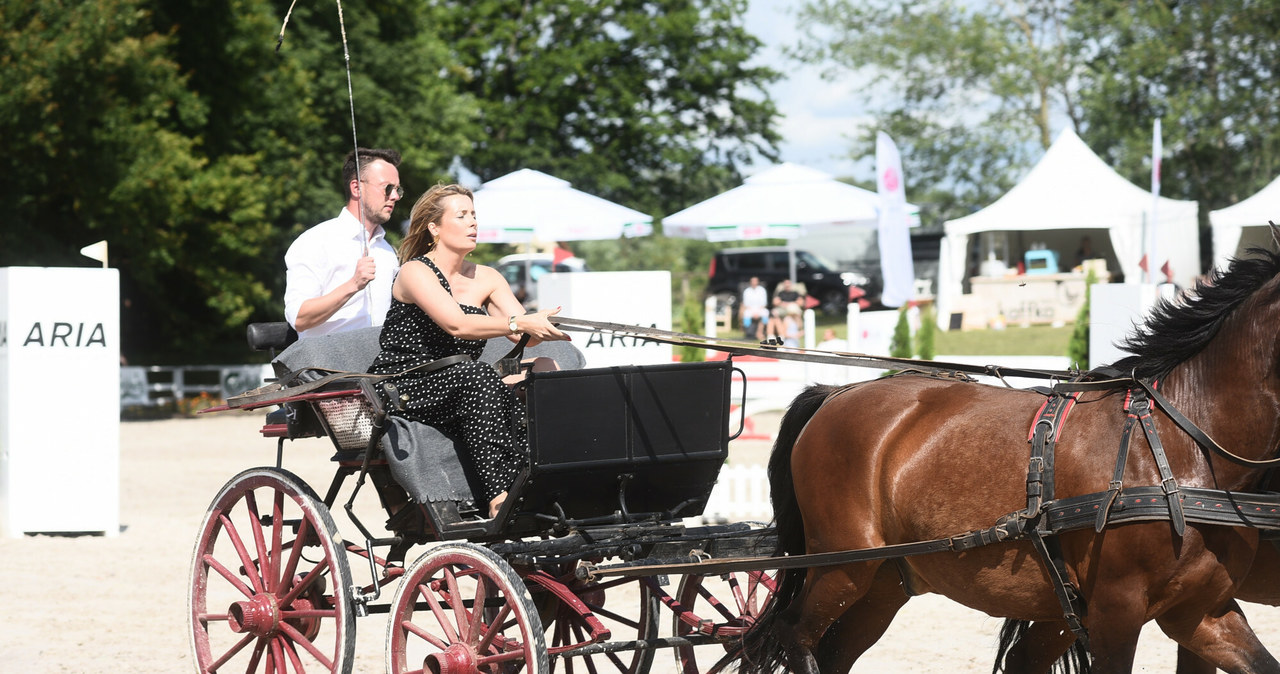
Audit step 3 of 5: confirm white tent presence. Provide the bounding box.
[1209,174,1280,272]
[938,127,1199,327]
[473,168,653,244]
[663,162,918,241]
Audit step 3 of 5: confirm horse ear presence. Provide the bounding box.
[1270,221,1280,251]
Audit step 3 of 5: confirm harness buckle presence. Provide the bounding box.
[1161,476,1181,495]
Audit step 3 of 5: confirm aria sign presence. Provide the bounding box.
[1,267,121,537]
[9,321,108,347]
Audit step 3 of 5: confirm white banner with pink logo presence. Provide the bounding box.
[876,132,915,308]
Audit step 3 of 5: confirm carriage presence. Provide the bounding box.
[189,322,778,674]
[192,234,1280,674]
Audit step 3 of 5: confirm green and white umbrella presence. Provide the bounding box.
[474,169,653,244]
[663,162,917,242]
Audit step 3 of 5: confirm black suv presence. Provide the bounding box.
[707,247,877,315]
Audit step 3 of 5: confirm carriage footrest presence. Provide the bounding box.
[261,423,288,438]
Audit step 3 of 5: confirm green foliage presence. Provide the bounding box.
[794,0,1280,237]
[916,304,936,360]
[1071,1,1280,217]
[677,290,705,363]
[436,0,781,218]
[936,325,1072,356]
[2,0,778,363]
[1066,269,1096,370]
[791,0,1081,225]
[890,306,912,358]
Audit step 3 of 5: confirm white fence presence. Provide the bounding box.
[120,364,272,408]
[702,463,772,523]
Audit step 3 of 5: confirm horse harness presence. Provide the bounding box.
[966,368,1280,650]
[598,370,1280,651]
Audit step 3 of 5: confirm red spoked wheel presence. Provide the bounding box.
[533,570,658,674]
[386,543,548,674]
[188,467,356,673]
[672,570,778,674]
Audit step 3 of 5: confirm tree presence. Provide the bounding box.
[1072,0,1280,245]
[1,0,267,362]
[791,0,1085,225]
[435,0,782,218]
[1,0,474,362]
[3,1,783,363]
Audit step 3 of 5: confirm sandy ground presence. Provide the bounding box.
[2,411,1278,673]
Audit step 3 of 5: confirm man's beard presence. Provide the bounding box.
[362,203,391,227]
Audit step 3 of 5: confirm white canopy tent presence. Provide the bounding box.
[473,168,653,244]
[663,162,918,241]
[938,127,1199,328]
[1209,174,1280,272]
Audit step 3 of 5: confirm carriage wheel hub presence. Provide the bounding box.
[227,594,280,637]
[425,644,478,674]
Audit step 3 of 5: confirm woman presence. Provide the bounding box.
[369,183,569,518]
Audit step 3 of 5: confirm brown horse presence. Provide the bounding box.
[993,538,1280,673]
[735,235,1280,674]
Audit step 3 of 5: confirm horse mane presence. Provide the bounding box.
[1117,245,1280,380]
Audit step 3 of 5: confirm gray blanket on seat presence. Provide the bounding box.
[271,328,585,504]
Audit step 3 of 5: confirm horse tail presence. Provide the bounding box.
[992,619,1090,674]
[731,384,839,674]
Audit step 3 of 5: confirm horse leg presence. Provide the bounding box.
[1158,599,1280,673]
[775,561,884,674]
[813,562,911,674]
[1175,646,1217,674]
[993,620,1079,674]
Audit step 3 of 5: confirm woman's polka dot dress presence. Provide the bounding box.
[368,256,524,502]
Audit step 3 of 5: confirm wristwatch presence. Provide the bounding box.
[508,315,520,334]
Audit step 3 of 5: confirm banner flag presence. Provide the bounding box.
[876,132,914,308]
[1148,118,1162,282]
[79,240,108,268]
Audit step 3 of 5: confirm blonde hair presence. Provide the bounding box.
[399,183,475,263]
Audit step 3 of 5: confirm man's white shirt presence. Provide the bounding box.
[741,284,768,318]
[284,208,398,338]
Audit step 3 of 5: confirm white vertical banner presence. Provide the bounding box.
[876,131,915,308]
[1148,118,1162,282]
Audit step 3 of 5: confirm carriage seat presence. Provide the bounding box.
[267,325,586,506]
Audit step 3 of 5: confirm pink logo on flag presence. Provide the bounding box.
[882,167,900,193]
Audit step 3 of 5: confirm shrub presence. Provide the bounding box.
[1066,269,1097,370]
[917,304,936,361]
[678,292,705,363]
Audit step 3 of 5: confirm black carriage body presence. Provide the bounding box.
[255,326,734,542]
[512,360,732,531]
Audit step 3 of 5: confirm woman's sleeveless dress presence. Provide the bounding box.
[368,256,525,502]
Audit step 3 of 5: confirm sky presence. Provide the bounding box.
[743,1,872,180]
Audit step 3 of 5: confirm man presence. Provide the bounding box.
[772,278,804,312]
[285,148,404,338]
[740,276,769,340]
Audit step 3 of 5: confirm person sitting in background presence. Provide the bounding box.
[764,307,785,344]
[368,183,569,518]
[781,304,804,347]
[1074,235,1095,269]
[284,147,404,338]
[773,279,804,313]
[740,276,768,340]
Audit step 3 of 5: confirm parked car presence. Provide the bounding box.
[495,253,589,310]
[707,246,877,315]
